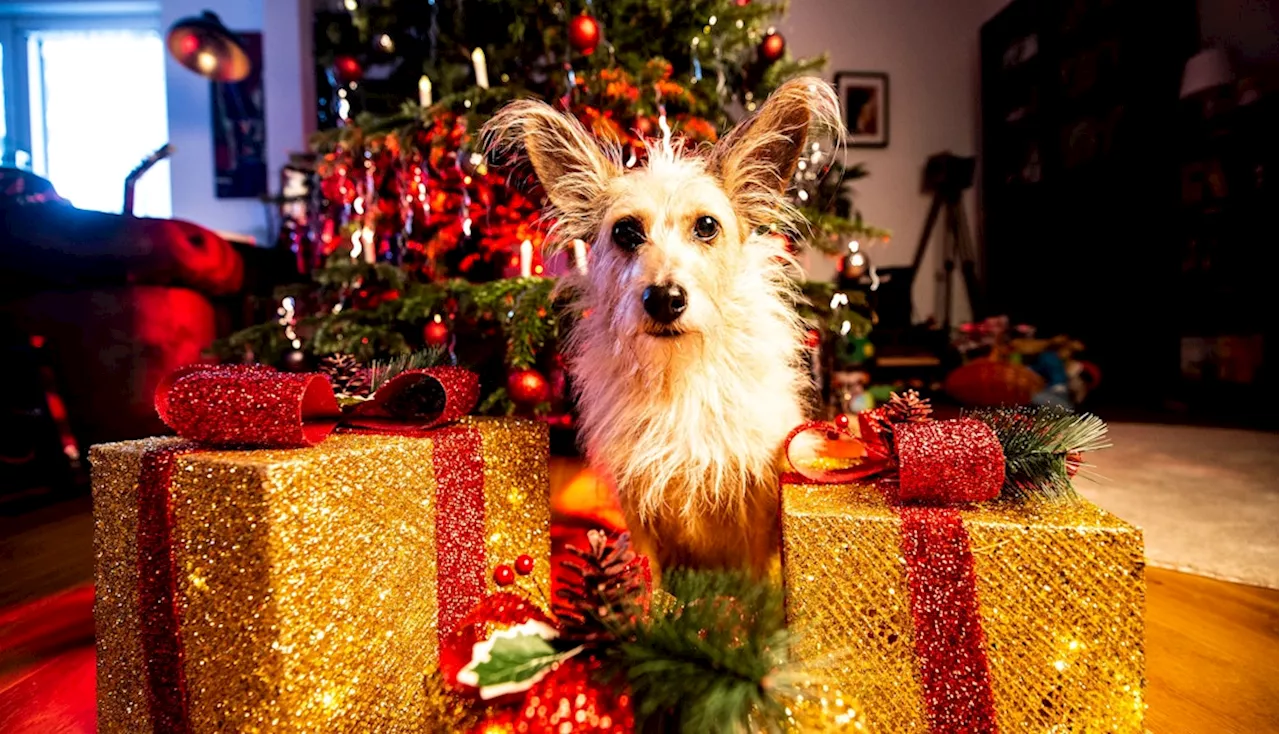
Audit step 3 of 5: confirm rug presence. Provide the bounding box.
[1077,422,1278,589]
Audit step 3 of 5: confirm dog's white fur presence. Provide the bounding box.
[484,78,842,572]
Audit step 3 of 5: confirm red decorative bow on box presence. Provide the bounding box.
[784,406,1006,505]
[155,363,480,446]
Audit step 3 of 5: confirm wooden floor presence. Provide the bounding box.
[1144,567,1277,733]
[1,459,1276,732]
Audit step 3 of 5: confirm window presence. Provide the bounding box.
[0,44,6,149]
[1,7,170,217]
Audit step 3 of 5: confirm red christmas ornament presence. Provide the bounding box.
[519,657,634,732]
[332,54,364,83]
[568,14,601,55]
[735,0,751,5]
[759,31,786,63]
[514,554,535,576]
[834,413,850,430]
[493,565,516,586]
[507,368,550,406]
[423,319,451,347]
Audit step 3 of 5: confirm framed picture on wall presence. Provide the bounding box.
[835,71,889,148]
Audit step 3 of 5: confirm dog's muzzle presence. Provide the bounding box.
[642,283,688,325]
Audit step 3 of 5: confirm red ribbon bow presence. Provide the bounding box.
[155,363,480,447]
[784,411,1006,504]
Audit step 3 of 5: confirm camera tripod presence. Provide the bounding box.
[910,153,982,330]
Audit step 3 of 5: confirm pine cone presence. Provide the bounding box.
[553,530,646,642]
[319,353,370,397]
[883,390,933,425]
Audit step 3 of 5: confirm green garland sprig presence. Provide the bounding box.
[462,531,803,733]
[607,568,794,733]
[965,406,1111,501]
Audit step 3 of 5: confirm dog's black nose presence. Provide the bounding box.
[642,283,688,324]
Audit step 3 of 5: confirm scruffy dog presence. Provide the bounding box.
[484,78,841,574]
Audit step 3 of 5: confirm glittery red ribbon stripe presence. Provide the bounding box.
[136,443,198,734]
[430,425,488,639]
[899,506,1000,734]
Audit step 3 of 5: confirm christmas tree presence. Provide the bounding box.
[219,0,885,417]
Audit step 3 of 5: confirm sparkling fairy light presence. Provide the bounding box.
[277,296,301,347]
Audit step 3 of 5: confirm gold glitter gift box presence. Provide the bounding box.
[92,418,550,734]
[781,481,1146,733]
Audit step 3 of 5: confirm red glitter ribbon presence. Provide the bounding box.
[899,506,1000,733]
[429,425,489,639]
[135,442,199,734]
[894,419,1004,504]
[155,364,480,447]
[783,415,1005,733]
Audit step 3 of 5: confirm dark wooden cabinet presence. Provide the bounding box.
[1172,91,1277,420]
[981,0,1200,409]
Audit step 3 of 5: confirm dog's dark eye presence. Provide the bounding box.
[692,215,720,241]
[611,217,646,252]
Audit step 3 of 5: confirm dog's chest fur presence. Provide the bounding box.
[571,319,807,571]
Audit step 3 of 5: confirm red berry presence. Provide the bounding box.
[514,554,535,576]
[835,413,850,430]
[493,565,515,586]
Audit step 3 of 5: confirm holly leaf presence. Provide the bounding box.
[470,634,563,686]
[456,621,582,700]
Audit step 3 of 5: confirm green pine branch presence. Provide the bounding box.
[368,348,450,391]
[601,568,793,734]
[797,281,872,339]
[966,406,1111,501]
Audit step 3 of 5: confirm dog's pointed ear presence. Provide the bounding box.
[482,100,619,238]
[711,78,841,227]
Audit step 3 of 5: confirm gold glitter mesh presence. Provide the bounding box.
[477,417,551,596]
[780,680,870,732]
[781,481,1146,733]
[92,418,549,733]
[422,665,485,730]
[92,438,155,731]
